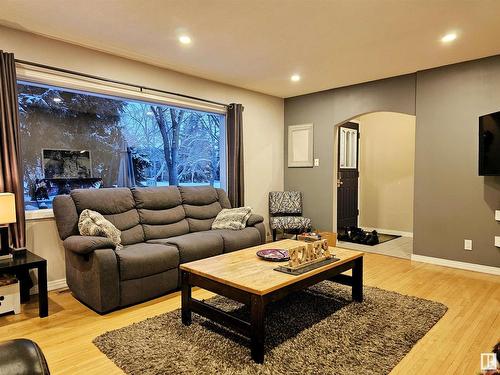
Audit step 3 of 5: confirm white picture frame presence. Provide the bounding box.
[288,123,314,167]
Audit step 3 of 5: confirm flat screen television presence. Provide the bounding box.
[479,111,500,176]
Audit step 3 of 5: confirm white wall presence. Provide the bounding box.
[357,112,416,233]
[0,26,284,284]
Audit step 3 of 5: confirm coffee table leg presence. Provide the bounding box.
[352,257,363,302]
[181,271,192,325]
[38,262,48,318]
[250,295,265,363]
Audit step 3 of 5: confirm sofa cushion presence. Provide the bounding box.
[179,186,219,205]
[179,186,223,232]
[53,194,79,240]
[247,213,264,227]
[115,243,179,281]
[132,186,182,209]
[216,188,232,209]
[132,187,189,240]
[212,227,262,253]
[70,188,144,245]
[149,231,223,263]
[211,207,252,230]
[78,209,122,248]
[71,188,135,215]
[142,217,190,240]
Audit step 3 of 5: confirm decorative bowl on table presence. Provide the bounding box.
[256,249,290,262]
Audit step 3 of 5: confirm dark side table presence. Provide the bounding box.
[0,251,48,318]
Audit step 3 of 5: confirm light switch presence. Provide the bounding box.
[314,158,320,167]
[496,210,500,221]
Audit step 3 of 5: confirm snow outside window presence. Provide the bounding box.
[18,81,226,211]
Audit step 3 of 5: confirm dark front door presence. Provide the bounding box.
[337,122,359,229]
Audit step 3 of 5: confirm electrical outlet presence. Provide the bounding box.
[314,158,320,167]
[495,236,500,247]
[464,239,472,251]
[496,210,500,221]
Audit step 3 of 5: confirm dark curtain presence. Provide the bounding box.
[0,51,25,248]
[226,103,244,207]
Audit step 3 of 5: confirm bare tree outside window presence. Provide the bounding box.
[18,81,226,210]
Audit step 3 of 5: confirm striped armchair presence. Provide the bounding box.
[268,191,312,241]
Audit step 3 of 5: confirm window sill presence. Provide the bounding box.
[25,209,55,221]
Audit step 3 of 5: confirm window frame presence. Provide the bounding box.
[17,65,228,220]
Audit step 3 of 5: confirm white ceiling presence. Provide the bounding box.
[2,0,500,98]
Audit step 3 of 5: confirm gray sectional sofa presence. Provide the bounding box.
[53,186,265,313]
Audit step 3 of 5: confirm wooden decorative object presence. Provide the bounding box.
[317,231,337,247]
[297,233,321,242]
[285,239,331,271]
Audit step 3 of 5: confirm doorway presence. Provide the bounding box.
[335,112,416,258]
[337,122,359,229]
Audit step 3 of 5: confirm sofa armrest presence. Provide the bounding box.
[63,235,115,255]
[247,213,264,227]
[64,248,120,313]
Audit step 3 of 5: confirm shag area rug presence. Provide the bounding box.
[94,282,447,375]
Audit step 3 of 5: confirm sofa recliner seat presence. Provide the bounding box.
[53,185,266,313]
[149,231,224,264]
[116,243,179,281]
[212,227,263,253]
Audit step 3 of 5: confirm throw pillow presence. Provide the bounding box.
[78,209,122,249]
[211,207,252,230]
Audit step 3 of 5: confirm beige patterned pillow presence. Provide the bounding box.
[78,209,122,249]
[211,207,252,230]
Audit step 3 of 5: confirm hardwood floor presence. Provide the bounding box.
[0,252,498,375]
[338,236,413,259]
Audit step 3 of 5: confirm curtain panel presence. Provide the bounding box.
[0,51,25,248]
[226,103,244,208]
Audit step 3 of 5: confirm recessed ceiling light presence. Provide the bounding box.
[53,97,62,103]
[291,74,301,82]
[441,32,457,43]
[179,35,192,45]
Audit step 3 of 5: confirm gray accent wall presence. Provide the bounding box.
[414,56,500,267]
[284,74,416,232]
[284,56,500,267]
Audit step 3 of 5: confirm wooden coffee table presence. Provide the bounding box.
[180,239,363,363]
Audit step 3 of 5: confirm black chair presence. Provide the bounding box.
[0,338,50,375]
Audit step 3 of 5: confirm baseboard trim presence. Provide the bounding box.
[30,278,68,295]
[411,254,500,275]
[362,227,413,238]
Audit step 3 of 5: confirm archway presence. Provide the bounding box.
[333,111,416,258]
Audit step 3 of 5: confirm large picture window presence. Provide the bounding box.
[18,81,226,211]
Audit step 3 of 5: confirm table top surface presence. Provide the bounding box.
[180,239,363,295]
[0,250,46,269]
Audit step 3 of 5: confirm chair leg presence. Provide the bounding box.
[272,229,277,242]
